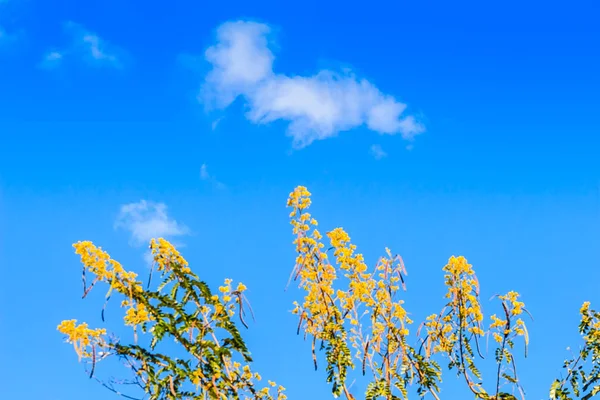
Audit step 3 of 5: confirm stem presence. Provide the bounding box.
[495,301,511,399]
[457,288,484,398]
[406,351,442,400]
[343,383,353,400]
[495,334,508,397]
[560,352,583,390]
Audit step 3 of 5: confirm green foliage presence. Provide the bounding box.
[58,187,599,400]
[549,303,600,400]
[58,239,285,400]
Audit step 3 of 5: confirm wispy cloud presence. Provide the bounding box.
[200,20,424,149]
[200,163,225,189]
[211,117,223,131]
[200,164,210,180]
[41,21,122,69]
[114,200,189,247]
[42,51,62,64]
[0,3,17,46]
[370,144,387,160]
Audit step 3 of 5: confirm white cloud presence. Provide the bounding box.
[211,117,223,131]
[42,21,122,69]
[40,51,63,68]
[200,163,210,180]
[0,12,19,50]
[114,200,189,246]
[0,2,6,29]
[200,163,225,189]
[0,25,17,46]
[201,20,424,149]
[370,144,387,160]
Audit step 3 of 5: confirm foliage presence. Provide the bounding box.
[285,186,596,400]
[549,302,600,400]
[58,239,285,400]
[59,185,598,400]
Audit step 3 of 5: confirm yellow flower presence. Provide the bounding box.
[469,326,485,336]
[149,238,189,273]
[73,241,142,295]
[490,314,506,329]
[124,303,152,326]
[581,301,591,315]
[57,319,106,360]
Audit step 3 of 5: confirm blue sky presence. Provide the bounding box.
[1,0,599,398]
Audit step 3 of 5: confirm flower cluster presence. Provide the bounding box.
[60,239,285,400]
[288,186,436,400]
[489,291,527,344]
[486,291,529,399]
[57,319,107,361]
[423,256,488,397]
[191,359,287,400]
[74,241,141,293]
[72,241,150,329]
[423,256,484,355]
[287,186,540,400]
[288,187,352,397]
[150,237,190,274]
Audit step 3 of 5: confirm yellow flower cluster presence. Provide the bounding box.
[579,301,600,343]
[73,241,141,293]
[287,186,312,214]
[64,237,286,399]
[581,301,591,316]
[444,256,484,327]
[57,319,107,361]
[488,314,507,343]
[360,250,414,375]
[425,256,484,357]
[424,313,456,354]
[149,238,190,273]
[288,187,340,341]
[72,241,153,330]
[124,302,151,326]
[190,356,287,399]
[328,227,376,361]
[485,291,529,396]
[499,291,525,316]
[212,278,248,318]
[489,291,528,343]
[288,186,414,388]
[286,186,540,399]
[328,228,373,306]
